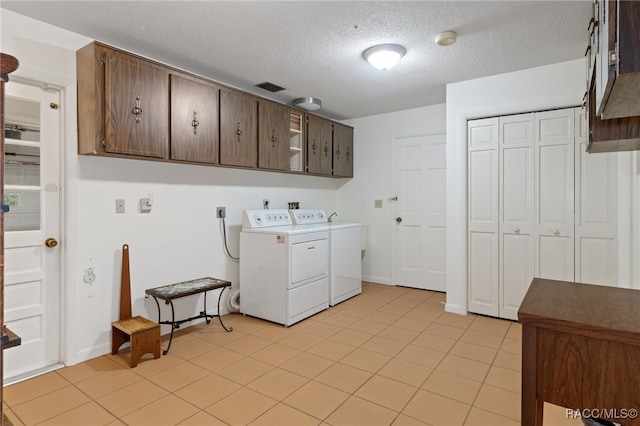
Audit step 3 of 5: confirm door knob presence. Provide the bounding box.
[396,217,403,223]
[45,238,58,248]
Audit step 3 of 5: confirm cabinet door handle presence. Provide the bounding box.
[271,129,278,147]
[236,122,243,141]
[131,96,143,123]
[307,246,316,251]
[336,144,341,160]
[513,227,520,233]
[312,140,318,154]
[552,229,560,235]
[323,143,329,157]
[191,111,199,135]
[346,147,351,161]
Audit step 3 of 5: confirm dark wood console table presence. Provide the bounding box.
[146,277,233,354]
[518,278,640,426]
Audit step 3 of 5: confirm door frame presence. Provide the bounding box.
[3,74,71,383]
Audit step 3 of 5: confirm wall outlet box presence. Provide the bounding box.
[216,206,226,218]
[115,199,125,213]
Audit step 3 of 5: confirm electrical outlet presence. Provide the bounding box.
[84,267,96,283]
[216,206,226,218]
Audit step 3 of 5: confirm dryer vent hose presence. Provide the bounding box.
[226,289,241,313]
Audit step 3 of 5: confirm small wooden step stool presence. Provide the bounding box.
[111,244,160,367]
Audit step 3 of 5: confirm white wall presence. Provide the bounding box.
[2,9,340,364]
[445,59,640,315]
[341,105,446,284]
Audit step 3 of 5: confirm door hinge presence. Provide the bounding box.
[608,43,619,66]
[50,102,59,110]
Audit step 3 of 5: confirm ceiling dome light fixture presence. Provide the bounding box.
[293,97,322,111]
[435,31,457,46]
[363,44,406,70]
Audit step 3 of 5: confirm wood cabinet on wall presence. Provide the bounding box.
[77,42,169,158]
[586,0,640,152]
[219,88,258,168]
[306,114,332,175]
[77,41,355,178]
[170,74,220,164]
[258,100,290,171]
[332,122,354,177]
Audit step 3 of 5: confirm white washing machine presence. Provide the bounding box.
[239,209,330,326]
[290,209,362,306]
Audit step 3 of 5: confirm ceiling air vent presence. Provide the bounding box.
[255,82,286,93]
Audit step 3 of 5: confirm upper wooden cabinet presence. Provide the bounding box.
[77,42,169,158]
[586,0,640,152]
[258,100,289,171]
[332,122,354,177]
[306,114,332,175]
[220,88,258,168]
[593,0,640,119]
[77,41,354,177]
[170,74,220,164]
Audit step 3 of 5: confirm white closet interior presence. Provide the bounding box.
[467,107,619,320]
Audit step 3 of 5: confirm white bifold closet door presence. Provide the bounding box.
[468,118,500,317]
[499,114,535,320]
[468,107,614,320]
[534,110,575,282]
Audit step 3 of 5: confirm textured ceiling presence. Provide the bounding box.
[1,1,591,120]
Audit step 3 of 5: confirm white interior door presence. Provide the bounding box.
[467,118,499,316]
[392,134,446,291]
[499,114,534,320]
[3,81,61,382]
[535,109,575,281]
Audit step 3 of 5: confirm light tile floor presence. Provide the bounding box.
[3,282,583,425]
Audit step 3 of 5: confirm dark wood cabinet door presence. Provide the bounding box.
[258,101,289,170]
[104,48,169,158]
[220,88,257,167]
[332,123,354,177]
[170,74,219,164]
[306,114,332,175]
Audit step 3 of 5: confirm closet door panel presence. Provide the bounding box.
[469,150,498,228]
[538,235,574,280]
[499,114,534,320]
[468,118,499,316]
[501,233,534,316]
[468,232,499,316]
[575,108,618,286]
[535,109,575,282]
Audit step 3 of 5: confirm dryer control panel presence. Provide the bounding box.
[243,209,292,229]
